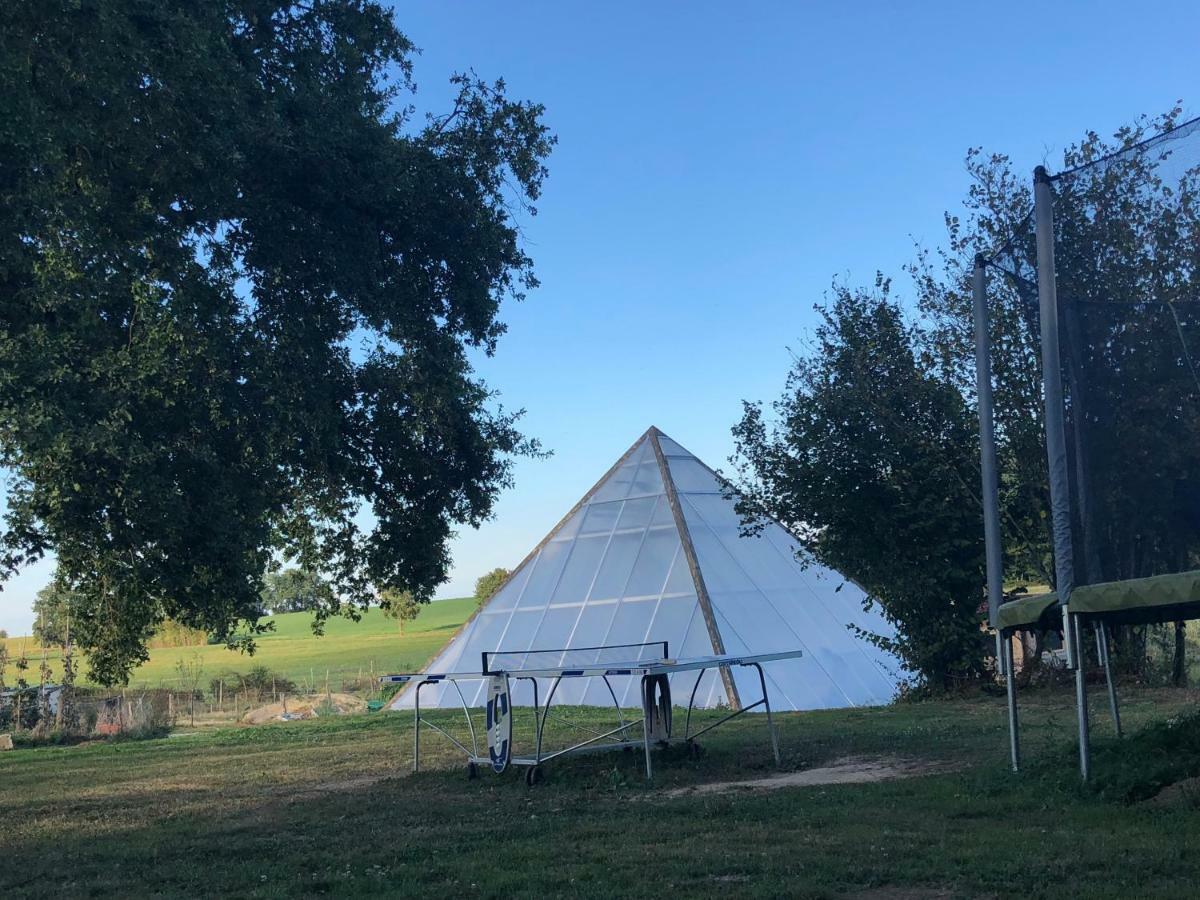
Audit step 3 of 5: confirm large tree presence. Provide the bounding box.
[733,281,987,687]
[0,2,553,683]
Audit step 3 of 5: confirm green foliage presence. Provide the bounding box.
[0,2,553,685]
[147,620,207,649]
[210,665,297,699]
[378,587,422,635]
[733,280,987,686]
[32,582,78,648]
[473,567,510,605]
[260,568,333,615]
[914,106,1200,675]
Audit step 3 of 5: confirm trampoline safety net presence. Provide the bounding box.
[986,117,1200,606]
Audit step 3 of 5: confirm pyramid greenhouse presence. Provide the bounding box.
[391,427,904,712]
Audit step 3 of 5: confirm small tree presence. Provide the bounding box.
[732,281,987,688]
[174,652,205,727]
[379,588,422,636]
[32,583,78,647]
[474,568,511,606]
[0,629,8,639]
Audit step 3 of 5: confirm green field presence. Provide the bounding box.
[4,686,1200,898]
[0,598,476,689]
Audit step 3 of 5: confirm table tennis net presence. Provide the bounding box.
[482,641,669,675]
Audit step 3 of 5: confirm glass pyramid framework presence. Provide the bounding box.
[392,428,904,712]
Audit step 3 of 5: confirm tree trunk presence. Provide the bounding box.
[1173,621,1188,687]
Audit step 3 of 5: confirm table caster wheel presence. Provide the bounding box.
[525,765,544,787]
[687,740,704,758]
[466,762,479,780]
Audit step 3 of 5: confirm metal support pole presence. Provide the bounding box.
[1034,167,1076,609]
[1061,605,1076,669]
[1097,620,1122,737]
[1073,615,1091,781]
[1035,166,1087,780]
[413,682,424,773]
[973,255,1005,632]
[752,663,781,766]
[640,676,653,780]
[1004,632,1020,772]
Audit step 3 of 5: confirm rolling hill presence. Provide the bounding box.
[0,598,476,690]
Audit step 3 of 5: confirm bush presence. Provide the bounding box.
[209,666,297,701]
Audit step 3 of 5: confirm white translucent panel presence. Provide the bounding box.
[551,535,609,605]
[624,528,681,597]
[589,530,644,600]
[616,495,658,531]
[518,540,572,608]
[679,514,754,594]
[683,494,796,591]
[657,436,690,457]
[666,456,720,493]
[528,605,585,661]
[602,596,659,648]
[646,594,700,658]
[552,507,586,541]
[482,558,534,612]
[707,590,797,653]
[651,494,676,527]
[663,546,697,595]
[568,599,620,651]
[628,460,663,497]
[590,439,648,503]
[627,436,652,465]
[590,461,636,502]
[579,500,622,535]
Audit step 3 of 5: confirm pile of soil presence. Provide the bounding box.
[241,693,367,725]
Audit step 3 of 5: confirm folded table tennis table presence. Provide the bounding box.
[381,642,803,783]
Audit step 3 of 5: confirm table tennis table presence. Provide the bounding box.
[381,642,802,783]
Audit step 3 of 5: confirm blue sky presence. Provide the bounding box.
[2,1,1198,634]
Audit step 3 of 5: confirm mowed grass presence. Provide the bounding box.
[0,599,476,689]
[4,686,1200,898]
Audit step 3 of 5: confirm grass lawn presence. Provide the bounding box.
[0,599,476,690]
[4,685,1200,898]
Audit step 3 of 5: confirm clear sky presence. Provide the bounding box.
[2,1,1198,634]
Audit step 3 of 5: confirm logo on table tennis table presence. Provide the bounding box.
[486,674,513,773]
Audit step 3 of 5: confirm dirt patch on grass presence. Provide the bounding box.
[1142,775,1200,808]
[241,692,366,724]
[662,756,957,798]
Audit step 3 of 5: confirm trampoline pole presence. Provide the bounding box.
[1073,614,1091,781]
[973,254,1004,637]
[1004,632,1020,772]
[1097,620,1122,738]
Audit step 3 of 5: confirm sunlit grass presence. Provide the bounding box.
[0,599,476,689]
